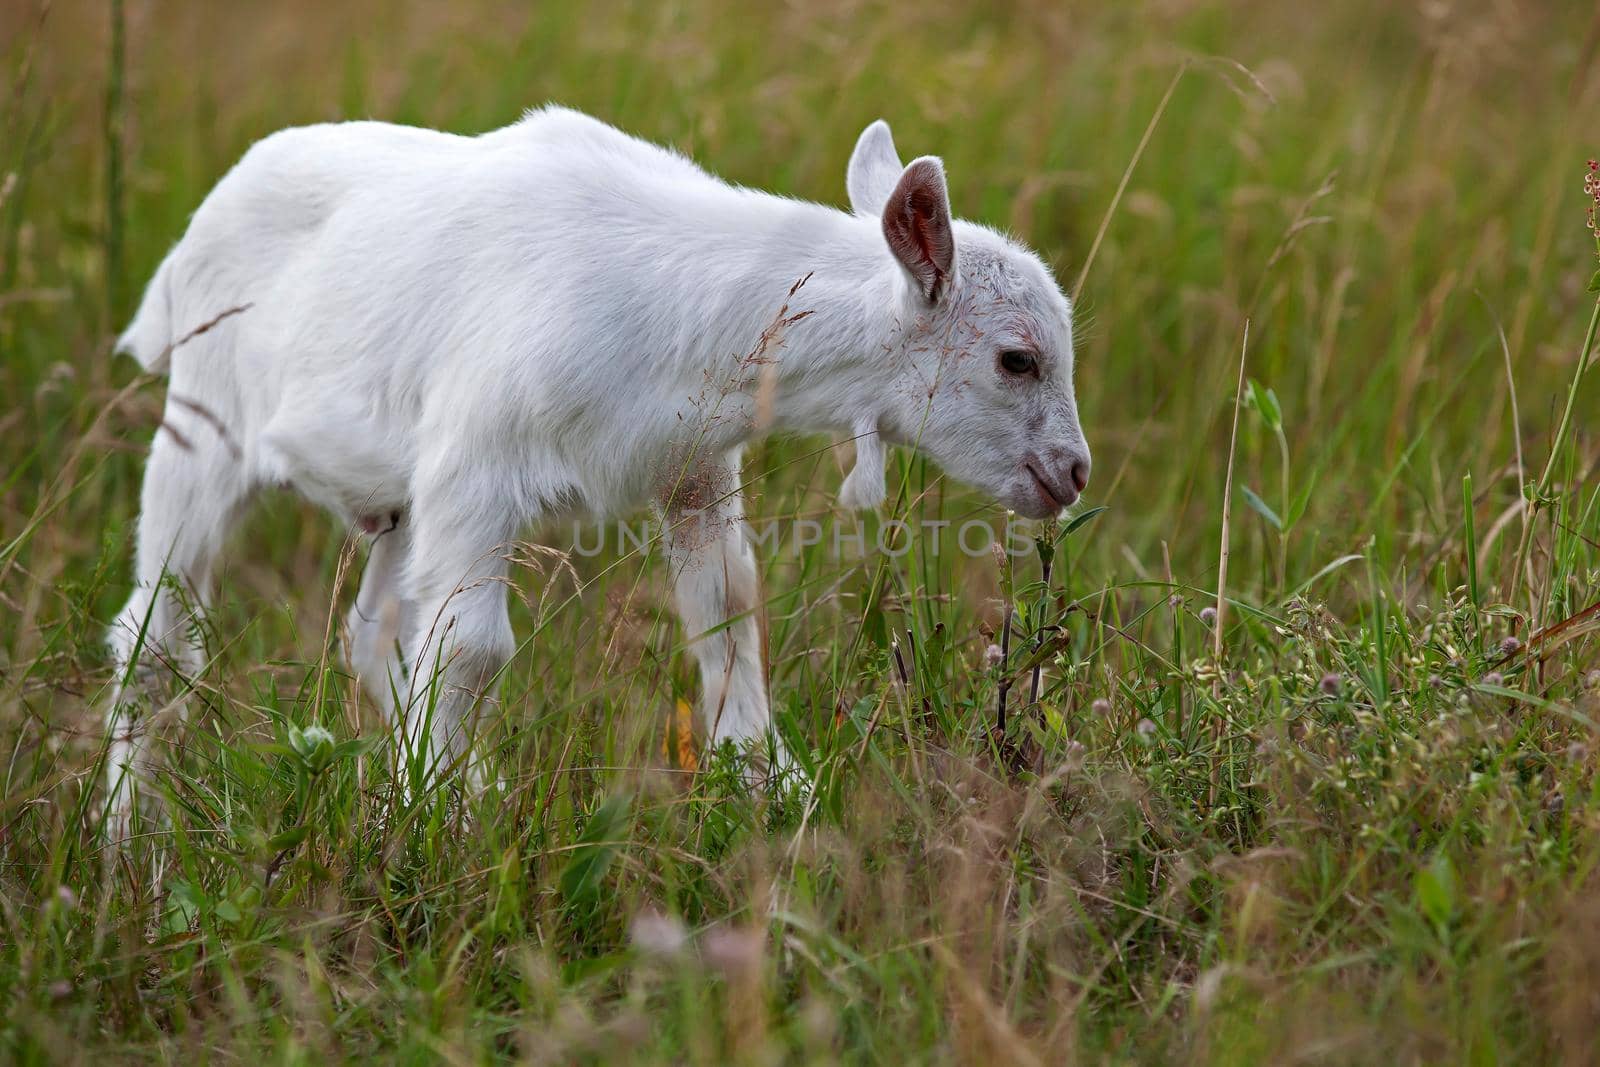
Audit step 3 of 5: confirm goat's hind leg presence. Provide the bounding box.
[105,432,252,842]
[343,513,415,720]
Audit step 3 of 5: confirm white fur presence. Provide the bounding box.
[104,107,1090,838]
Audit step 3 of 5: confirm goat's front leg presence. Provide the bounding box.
[660,454,786,773]
[399,484,518,795]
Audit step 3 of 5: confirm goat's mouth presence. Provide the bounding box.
[1024,463,1076,514]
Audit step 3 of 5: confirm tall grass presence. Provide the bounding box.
[2,0,1599,1061]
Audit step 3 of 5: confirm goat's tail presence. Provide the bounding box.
[115,248,177,373]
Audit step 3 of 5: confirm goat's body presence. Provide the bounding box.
[104,108,1089,840]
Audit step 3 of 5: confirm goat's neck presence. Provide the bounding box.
[697,211,902,450]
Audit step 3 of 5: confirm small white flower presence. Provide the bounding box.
[300,725,334,748]
[289,723,337,768]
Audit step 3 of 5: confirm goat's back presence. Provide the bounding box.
[118,107,710,371]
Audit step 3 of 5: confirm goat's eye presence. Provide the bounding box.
[999,349,1038,377]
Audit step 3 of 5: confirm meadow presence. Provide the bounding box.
[3,1,1600,1061]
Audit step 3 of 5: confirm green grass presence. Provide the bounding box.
[4,1,1600,1061]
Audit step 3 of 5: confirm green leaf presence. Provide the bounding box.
[1415,852,1456,929]
[329,738,372,764]
[267,823,311,852]
[1240,486,1283,531]
[559,792,632,908]
[1007,631,1073,677]
[1285,475,1317,529]
[1290,553,1365,597]
[1059,505,1107,539]
[1588,268,1600,293]
[162,879,204,936]
[1246,378,1282,432]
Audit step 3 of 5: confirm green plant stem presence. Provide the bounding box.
[1276,424,1290,594]
[1514,291,1600,617]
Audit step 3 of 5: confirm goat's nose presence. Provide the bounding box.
[1045,445,1091,496]
[1069,455,1091,494]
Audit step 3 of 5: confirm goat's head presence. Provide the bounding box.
[846,120,1090,521]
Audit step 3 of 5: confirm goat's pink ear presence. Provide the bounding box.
[882,157,956,303]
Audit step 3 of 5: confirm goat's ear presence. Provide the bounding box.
[847,120,903,217]
[882,156,956,303]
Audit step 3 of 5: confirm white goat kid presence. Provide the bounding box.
[105,107,1091,839]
